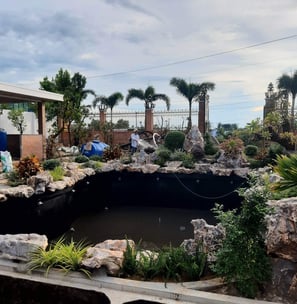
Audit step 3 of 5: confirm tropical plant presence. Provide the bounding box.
[277,70,297,131]
[93,92,124,126]
[102,145,122,161]
[40,68,95,145]
[126,86,170,111]
[264,111,283,134]
[16,154,42,179]
[7,109,27,135]
[126,86,170,130]
[170,77,215,131]
[272,154,297,192]
[219,137,244,158]
[211,174,272,298]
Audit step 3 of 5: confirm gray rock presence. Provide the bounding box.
[0,234,48,261]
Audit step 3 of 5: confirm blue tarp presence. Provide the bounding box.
[81,140,109,157]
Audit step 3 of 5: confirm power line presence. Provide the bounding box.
[87,34,297,79]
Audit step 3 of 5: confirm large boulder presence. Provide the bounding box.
[82,239,135,275]
[183,125,205,154]
[181,218,225,262]
[184,198,297,303]
[266,198,297,262]
[0,234,48,261]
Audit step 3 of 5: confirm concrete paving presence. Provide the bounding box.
[0,259,283,304]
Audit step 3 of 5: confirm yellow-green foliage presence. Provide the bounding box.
[27,236,91,277]
[49,166,65,181]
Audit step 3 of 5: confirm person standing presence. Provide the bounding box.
[130,129,140,154]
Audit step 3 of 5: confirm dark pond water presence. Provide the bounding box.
[64,205,217,248]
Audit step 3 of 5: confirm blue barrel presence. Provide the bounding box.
[0,129,7,151]
[81,140,109,157]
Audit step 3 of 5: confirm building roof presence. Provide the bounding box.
[0,82,63,103]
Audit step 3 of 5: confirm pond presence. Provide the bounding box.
[0,170,245,248]
[63,205,217,248]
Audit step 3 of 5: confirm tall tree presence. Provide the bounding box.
[125,86,170,131]
[126,86,170,110]
[40,68,95,145]
[170,77,215,131]
[93,92,124,126]
[277,70,297,131]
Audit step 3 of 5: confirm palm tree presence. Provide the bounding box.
[93,92,124,126]
[126,86,170,111]
[170,77,215,131]
[277,70,297,131]
[126,86,170,131]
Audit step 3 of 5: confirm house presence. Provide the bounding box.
[0,82,63,160]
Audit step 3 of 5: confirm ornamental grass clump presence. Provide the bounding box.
[211,174,273,298]
[27,236,91,278]
[49,165,65,181]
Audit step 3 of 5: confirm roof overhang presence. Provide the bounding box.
[0,82,64,103]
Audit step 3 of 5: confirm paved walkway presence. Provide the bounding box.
[0,259,283,304]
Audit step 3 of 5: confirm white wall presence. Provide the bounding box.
[0,109,38,134]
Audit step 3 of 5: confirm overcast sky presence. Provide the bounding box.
[0,0,296,128]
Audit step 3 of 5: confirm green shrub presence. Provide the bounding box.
[6,170,24,187]
[42,159,61,171]
[74,155,89,163]
[49,166,65,181]
[120,241,206,282]
[191,145,205,161]
[211,174,272,298]
[89,155,102,161]
[268,143,285,160]
[182,154,195,169]
[120,239,138,277]
[80,160,103,171]
[164,131,185,151]
[204,143,219,155]
[244,145,258,157]
[170,151,187,161]
[204,133,219,155]
[154,147,172,167]
[156,245,206,282]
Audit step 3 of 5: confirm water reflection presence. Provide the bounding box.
[65,206,216,249]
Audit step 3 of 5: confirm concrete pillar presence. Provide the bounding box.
[99,110,106,126]
[37,102,46,160]
[199,95,209,135]
[145,108,153,132]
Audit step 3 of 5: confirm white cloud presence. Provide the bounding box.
[0,0,296,128]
